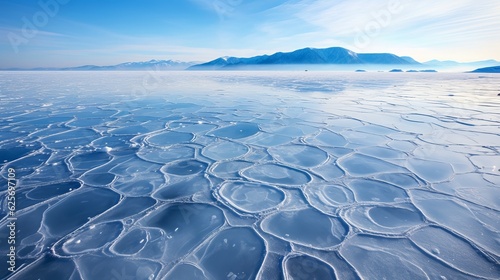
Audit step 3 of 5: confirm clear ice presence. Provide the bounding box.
[0,71,499,279]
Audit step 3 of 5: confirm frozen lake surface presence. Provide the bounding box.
[0,71,499,279]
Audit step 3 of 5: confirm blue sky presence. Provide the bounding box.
[1,0,499,68]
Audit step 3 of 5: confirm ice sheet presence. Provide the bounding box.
[0,71,499,279]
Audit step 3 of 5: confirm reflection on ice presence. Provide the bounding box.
[242,163,312,186]
[347,179,408,202]
[374,173,420,189]
[165,263,207,280]
[209,160,253,179]
[138,145,196,164]
[210,123,260,139]
[343,203,423,234]
[304,184,354,215]
[43,188,120,237]
[195,227,265,280]
[162,159,208,176]
[154,175,210,200]
[304,130,348,147]
[60,222,123,254]
[202,140,249,160]
[410,190,500,256]
[284,255,336,280]
[338,153,405,176]
[146,131,194,146]
[269,144,328,168]
[111,228,148,255]
[261,208,348,249]
[26,181,81,200]
[341,236,430,280]
[219,181,285,213]
[139,203,225,263]
[410,226,500,279]
[75,255,161,280]
[407,158,454,183]
[9,255,79,280]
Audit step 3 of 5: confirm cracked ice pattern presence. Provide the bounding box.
[0,71,499,279]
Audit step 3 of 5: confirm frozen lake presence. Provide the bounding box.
[0,71,499,279]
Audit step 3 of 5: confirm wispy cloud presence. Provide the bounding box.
[0,27,68,39]
[286,0,500,37]
[270,0,500,59]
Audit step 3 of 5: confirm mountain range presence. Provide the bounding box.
[469,66,500,73]
[188,47,417,70]
[66,59,198,70]
[2,47,499,71]
[2,60,198,71]
[423,59,500,69]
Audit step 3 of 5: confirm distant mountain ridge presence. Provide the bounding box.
[188,47,417,70]
[2,49,498,71]
[2,60,198,71]
[61,59,196,71]
[423,59,500,69]
[469,65,500,73]
[63,59,197,70]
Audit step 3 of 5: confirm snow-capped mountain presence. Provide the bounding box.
[0,60,198,71]
[62,60,197,71]
[188,47,419,70]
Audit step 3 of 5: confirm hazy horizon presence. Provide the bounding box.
[1,0,500,68]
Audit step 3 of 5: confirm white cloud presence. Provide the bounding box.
[262,0,500,60]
